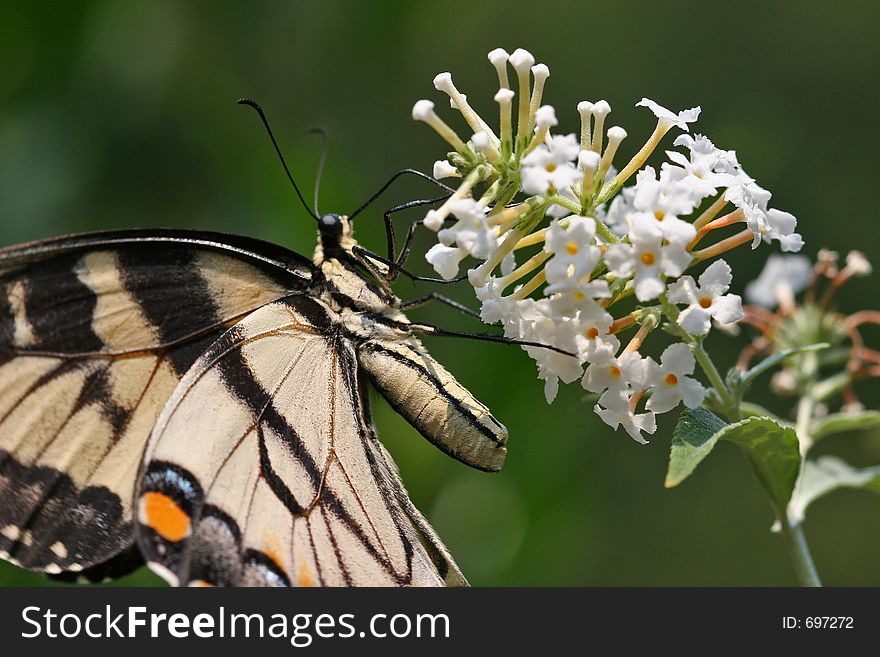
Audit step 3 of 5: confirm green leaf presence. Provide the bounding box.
[811,410,880,442]
[667,412,801,514]
[666,408,728,488]
[719,417,801,513]
[788,456,880,524]
[739,342,830,389]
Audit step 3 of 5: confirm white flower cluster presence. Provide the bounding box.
[412,48,802,442]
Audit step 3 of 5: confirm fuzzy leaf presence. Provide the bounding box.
[720,417,801,514]
[666,408,728,488]
[788,456,880,524]
[811,411,880,442]
[668,412,801,514]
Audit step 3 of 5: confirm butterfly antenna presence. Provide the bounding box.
[308,126,329,217]
[349,168,454,221]
[237,98,319,221]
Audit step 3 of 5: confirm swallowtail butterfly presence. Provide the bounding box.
[0,214,513,586]
[0,101,528,586]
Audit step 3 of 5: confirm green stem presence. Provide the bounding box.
[777,352,822,586]
[545,193,620,243]
[692,341,737,419]
[779,517,822,587]
[795,393,815,458]
[660,296,736,415]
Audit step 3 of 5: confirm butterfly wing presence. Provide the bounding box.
[0,230,312,575]
[136,296,466,586]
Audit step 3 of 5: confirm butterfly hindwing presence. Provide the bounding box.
[0,230,310,575]
[136,296,466,586]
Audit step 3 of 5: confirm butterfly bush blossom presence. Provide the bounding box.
[412,48,802,443]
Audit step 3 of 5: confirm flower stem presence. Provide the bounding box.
[692,340,737,417]
[778,516,822,587]
[660,296,736,414]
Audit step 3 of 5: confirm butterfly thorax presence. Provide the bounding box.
[312,213,409,324]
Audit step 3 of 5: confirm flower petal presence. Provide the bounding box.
[710,293,744,325]
[660,343,695,375]
[677,305,712,335]
[667,275,698,305]
[697,259,733,296]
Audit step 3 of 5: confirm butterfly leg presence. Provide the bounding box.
[382,196,449,281]
[399,293,480,319]
[351,246,466,285]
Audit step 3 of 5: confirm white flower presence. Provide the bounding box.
[726,181,803,252]
[605,214,692,301]
[644,343,706,414]
[412,99,436,121]
[636,98,701,132]
[433,159,458,179]
[475,278,513,324]
[594,389,656,444]
[514,300,584,403]
[631,166,698,244]
[438,199,497,260]
[581,336,648,393]
[548,279,611,312]
[845,250,872,276]
[604,185,636,236]
[508,48,535,72]
[543,216,600,291]
[520,134,582,195]
[535,105,558,129]
[668,133,742,200]
[744,254,812,308]
[423,209,445,231]
[666,259,744,335]
[426,243,467,280]
[765,209,804,253]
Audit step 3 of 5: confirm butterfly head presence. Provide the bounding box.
[316,213,356,256]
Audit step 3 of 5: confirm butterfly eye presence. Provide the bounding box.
[319,213,343,239]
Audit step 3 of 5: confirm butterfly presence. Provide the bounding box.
[0,98,546,587]
[0,206,520,586]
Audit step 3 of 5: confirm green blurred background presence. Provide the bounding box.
[1,0,878,586]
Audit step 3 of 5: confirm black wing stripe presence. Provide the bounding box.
[117,248,226,376]
[218,332,403,579]
[337,345,413,576]
[214,337,323,495]
[20,253,104,353]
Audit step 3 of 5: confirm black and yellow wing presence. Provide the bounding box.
[136,296,466,586]
[0,229,312,576]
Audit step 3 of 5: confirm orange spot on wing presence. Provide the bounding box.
[140,492,191,542]
[297,561,317,587]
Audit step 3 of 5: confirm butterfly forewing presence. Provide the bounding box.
[0,231,308,574]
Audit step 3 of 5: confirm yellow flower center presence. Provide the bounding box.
[545,162,557,172]
[585,327,599,339]
[664,373,679,385]
[654,210,665,221]
[573,290,585,300]
[608,365,622,378]
[640,251,656,266]
[566,242,579,256]
[698,296,713,309]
